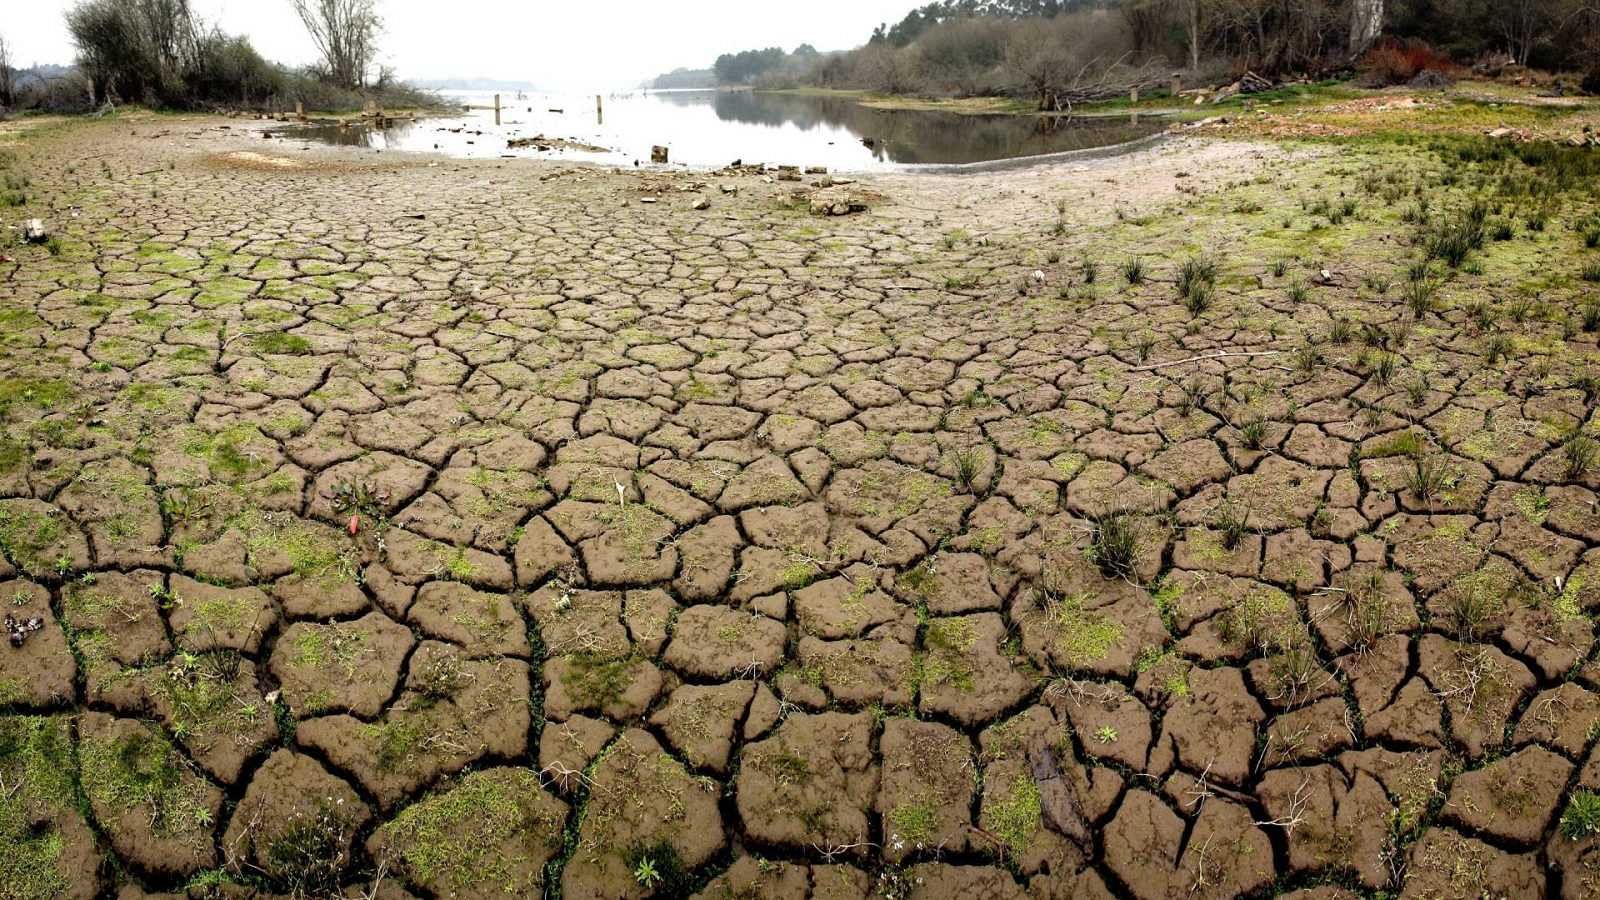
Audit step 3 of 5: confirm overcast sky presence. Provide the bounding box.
[7,0,911,88]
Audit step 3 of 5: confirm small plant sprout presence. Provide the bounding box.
[633,857,661,887]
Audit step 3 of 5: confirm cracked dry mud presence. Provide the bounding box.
[1,112,1600,900]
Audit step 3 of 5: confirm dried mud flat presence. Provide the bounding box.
[1,112,1600,900]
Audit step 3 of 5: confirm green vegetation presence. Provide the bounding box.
[561,651,638,710]
[888,794,939,845]
[1088,512,1138,580]
[0,717,78,900]
[913,616,977,692]
[1561,790,1600,840]
[1050,592,1122,666]
[251,332,313,355]
[80,723,215,839]
[377,770,564,895]
[984,775,1041,857]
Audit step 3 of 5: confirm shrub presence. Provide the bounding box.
[1358,38,1456,87]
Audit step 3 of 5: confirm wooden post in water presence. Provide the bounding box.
[295,99,304,120]
[494,94,501,126]
[1129,88,1138,104]
[596,94,603,125]
[1171,74,1182,98]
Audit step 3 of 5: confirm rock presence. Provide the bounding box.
[22,219,47,243]
[691,196,710,210]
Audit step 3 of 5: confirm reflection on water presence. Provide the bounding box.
[268,89,1162,171]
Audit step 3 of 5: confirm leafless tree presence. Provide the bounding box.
[289,0,380,90]
[1350,0,1384,56]
[1178,0,1204,71]
[0,33,14,108]
[1119,0,1168,54]
[1496,0,1555,65]
[1005,17,1165,111]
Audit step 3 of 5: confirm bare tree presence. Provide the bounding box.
[1497,0,1554,65]
[1119,0,1167,54]
[289,0,380,90]
[0,33,14,108]
[1005,17,1164,111]
[1349,0,1384,56]
[1179,0,1203,71]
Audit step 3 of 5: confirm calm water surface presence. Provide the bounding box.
[269,89,1163,171]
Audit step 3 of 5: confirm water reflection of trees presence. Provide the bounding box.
[691,90,1156,165]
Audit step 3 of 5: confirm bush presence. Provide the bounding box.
[1583,70,1600,96]
[1358,38,1457,86]
[64,0,435,112]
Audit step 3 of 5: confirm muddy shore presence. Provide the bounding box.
[1,104,1599,898]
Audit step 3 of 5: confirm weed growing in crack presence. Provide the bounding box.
[1562,791,1600,840]
[1566,434,1597,480]
[1176,255,1218,313]
[1134,331,1156,362]
[1238,418,1268,450]
[951,446,983,492]
[1484,332,1513,364]
[1292,341,1323,373]
[1582,302,1600,332]
[1088,513,1138,581]
[1176,378,1209,417]
[1407,454,1454,502]
[1215,501,1250,550]
[1403,279,1436,317]
[1121,256,1146,285]
[1371,352,1398,385]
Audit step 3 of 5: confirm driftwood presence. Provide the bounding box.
[1127,349,1282,372]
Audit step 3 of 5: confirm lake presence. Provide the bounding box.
[268,89,1164,171]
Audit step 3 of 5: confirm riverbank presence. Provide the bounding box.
[1,100,1599,899]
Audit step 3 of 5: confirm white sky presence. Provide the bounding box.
[5,0,911,89]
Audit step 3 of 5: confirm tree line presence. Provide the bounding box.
[712,0,1600,108]
[0,0,433,113]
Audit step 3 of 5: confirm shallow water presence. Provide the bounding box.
[268,89,1163,171]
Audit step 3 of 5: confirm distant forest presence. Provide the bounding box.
[687,0,1600,108]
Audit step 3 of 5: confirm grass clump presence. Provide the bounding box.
[888,794,940,845]
[1566,434,1597,480]
[983,775,1041,857]
[251,332,313,355]
[376,769,565,895]
[80,723,214,839]
[1088,513,1138,580]
[1176,255,1218,315]
[1423,200,1487,268]
[0,716,79,900]
[914,616,977,693]
[1561,790,1600,840]
[1047,591,1122,667]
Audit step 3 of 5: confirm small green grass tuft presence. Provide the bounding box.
[1561,790,1600,840]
